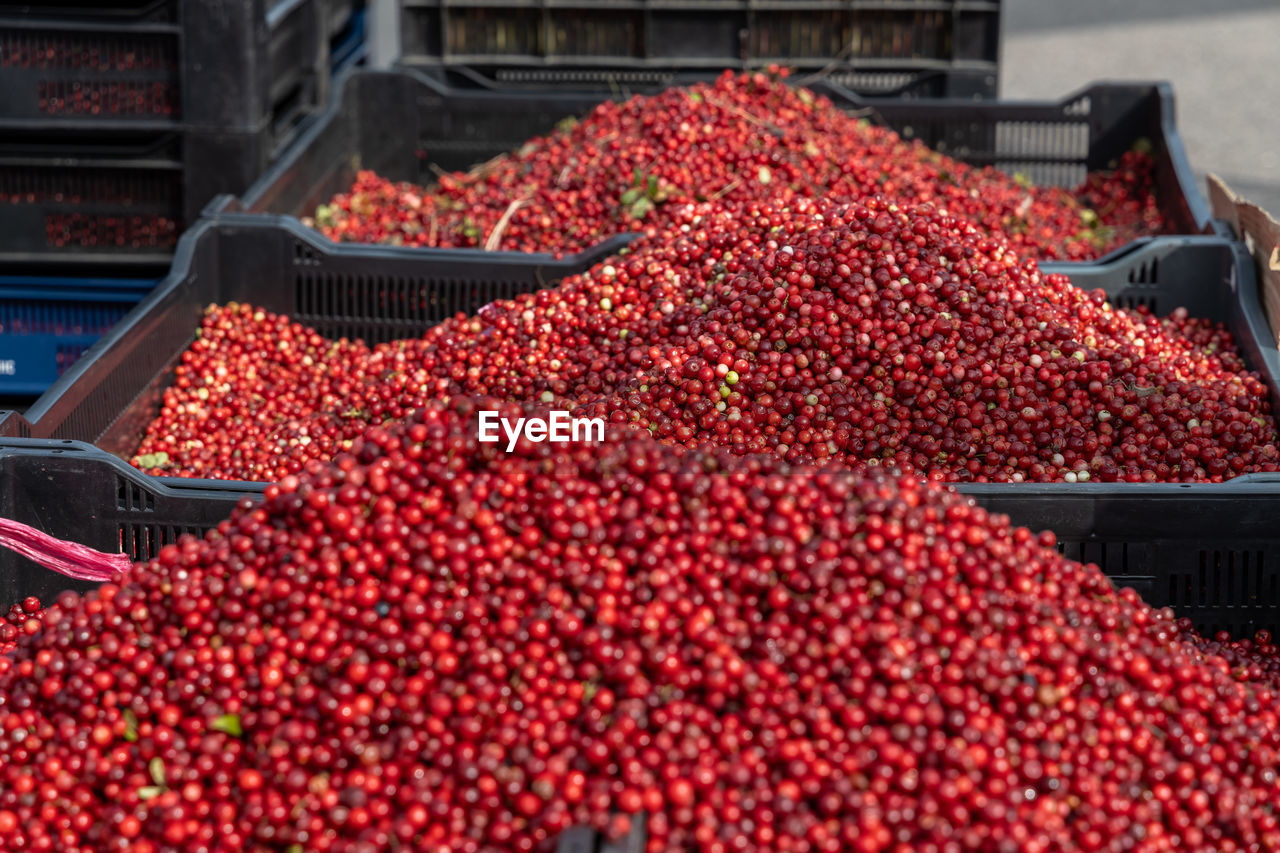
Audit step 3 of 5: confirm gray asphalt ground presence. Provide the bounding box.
[1002,0,1280,215]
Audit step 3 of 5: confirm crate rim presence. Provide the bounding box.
[0,274,161,291]
[0,16,180,34]
[0,437,266,498]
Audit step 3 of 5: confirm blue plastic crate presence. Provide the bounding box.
[330,8,367,74]
[0,274,157,396]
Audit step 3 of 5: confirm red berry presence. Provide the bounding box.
[4,399,1280,851]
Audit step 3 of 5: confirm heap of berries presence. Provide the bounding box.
[574,198,1279,481]
[0,596,43,659]
[9,400,1280,851]
[131,305,377,481]
[1076,147,1166,244]
[312,70,1162,262]
[132,197,1278,483]
[1194,629,1280,690]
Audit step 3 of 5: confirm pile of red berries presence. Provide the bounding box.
[132,197,1278,483]
[574,198,1278,481]
[10,399,1280,851]
[312,70,1162,262]
[0,596,43,659]
[130,304,376,481]
[1195,629,1280,691]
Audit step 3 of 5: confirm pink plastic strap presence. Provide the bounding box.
[0,518,131,582]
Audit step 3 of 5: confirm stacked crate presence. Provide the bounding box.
[396,0,1002,99]
[0,0,366,395]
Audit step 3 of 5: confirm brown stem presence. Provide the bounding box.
[485,196,532,251]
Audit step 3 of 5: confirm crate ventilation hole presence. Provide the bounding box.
[1127,257,1160,285]
[295,272,533,343]
[1064,96,1092,118]
[1169,550,1272,608]
[118,522,208,562]
[116,476,155,512]
[292,240,322,266]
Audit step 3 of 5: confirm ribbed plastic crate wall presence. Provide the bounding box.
[398,0,1000,98]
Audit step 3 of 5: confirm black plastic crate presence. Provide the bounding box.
[221,68,1213,267]
[554,820,645,853]
[0,220,646,853]
[1,214,1279,635]
[830,79,1210,237]
[0,214,634,454]
[0,1,336,131]
[398,0,1000,99]
[0,437,256,604]
[0,0,367,265]
[0,127,277,264]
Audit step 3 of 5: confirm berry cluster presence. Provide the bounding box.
[7,400,1280,851]
[132,198,1278,483]
[0,597,44,658]
[312,71,1163,262]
